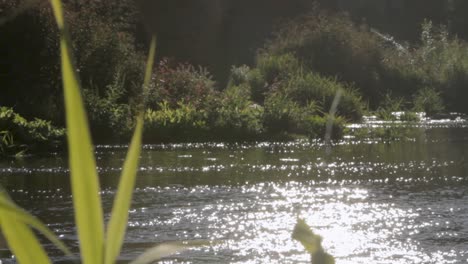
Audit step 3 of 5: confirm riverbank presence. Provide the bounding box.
[3,103,466,157]
[0,107,65,157]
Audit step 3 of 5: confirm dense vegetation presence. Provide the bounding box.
[2,0,468,151]
[0,107,65,157]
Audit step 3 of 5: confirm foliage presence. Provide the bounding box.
[276,72,364,121]
[261,8,468,116]
[144,101,209,142]
[263,91,305,134]
[383,20,468,114]
[300,115,347,140]
[0,107,65,156]
[0,0,145,123]
[375,94,406,121]
[146,59,218,110]
[83,72,134,141]
[214,85,264,139]
[399,112,420,122]
[412,87,444,115]
[229,51,363,139]
[0,2,205,263]
[70,2,145,99]
[265,9,390,106]
[253,53,302,104]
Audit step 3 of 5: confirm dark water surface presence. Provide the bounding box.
[1,123,468,263]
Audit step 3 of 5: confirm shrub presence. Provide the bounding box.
[214,85,264,138]
[278,72,364,121]
[412,87,445,115]
[252,53,303,103]
[146,59,218,110]
[265,9,390,106]
[72,19,144,99]
[229,65,252,86]
[0,107,65,155]
[384,21,468,114]
[300,114,347,140]
[376,94,406,121]
[263,92,302,134]
[83,73,134,142]
[0,0,145,123]
[144,101,209,142]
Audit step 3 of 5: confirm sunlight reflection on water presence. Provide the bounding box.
[1,124,468,263]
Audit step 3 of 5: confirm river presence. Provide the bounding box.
[1,120,468,263]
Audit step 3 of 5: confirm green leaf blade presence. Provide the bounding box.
[49,1,105,263]
[0,194,51,264]
[104,116,144,264]
[0,196,73,257]
[61,32,105,264]
[104,36,156,264]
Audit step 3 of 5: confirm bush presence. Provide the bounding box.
[262,92,304,134]
[214,85,264,138]
[70,6,145,99]
[384,21,468,114]
[300,115,347,140]
[277,72,364,121]
[376,94,406,121]
[229,51,364,138]
[144,101,209,142]
[265,9,391,106]
[0,107,65,156]
[146,59,218,110]
[0,0,145,123]
[260,8,468,115]
[252,53,303,103]
[83,72,134,142]
[412,87,445,115]
[141,59,222,142]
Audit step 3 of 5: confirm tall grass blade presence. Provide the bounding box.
[103,115,144,264]
[49,1,104,263]
[0,195,73,256]
[0,194,51,264]
[143,36,157,92]
[325,89,343,154]
[129,240,210,264]
[104,37,156,264]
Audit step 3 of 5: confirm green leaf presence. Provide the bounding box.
[49,1,104,263]
[129,240,210,264]
[0,195,73,257]
[103,116,144,264]
[143,36,157,93]
[0,194,51,264]
[104,36,156,264]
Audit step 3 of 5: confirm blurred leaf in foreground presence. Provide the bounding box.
[292,218,335,264]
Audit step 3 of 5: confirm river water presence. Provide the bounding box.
[1,121,468,263]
